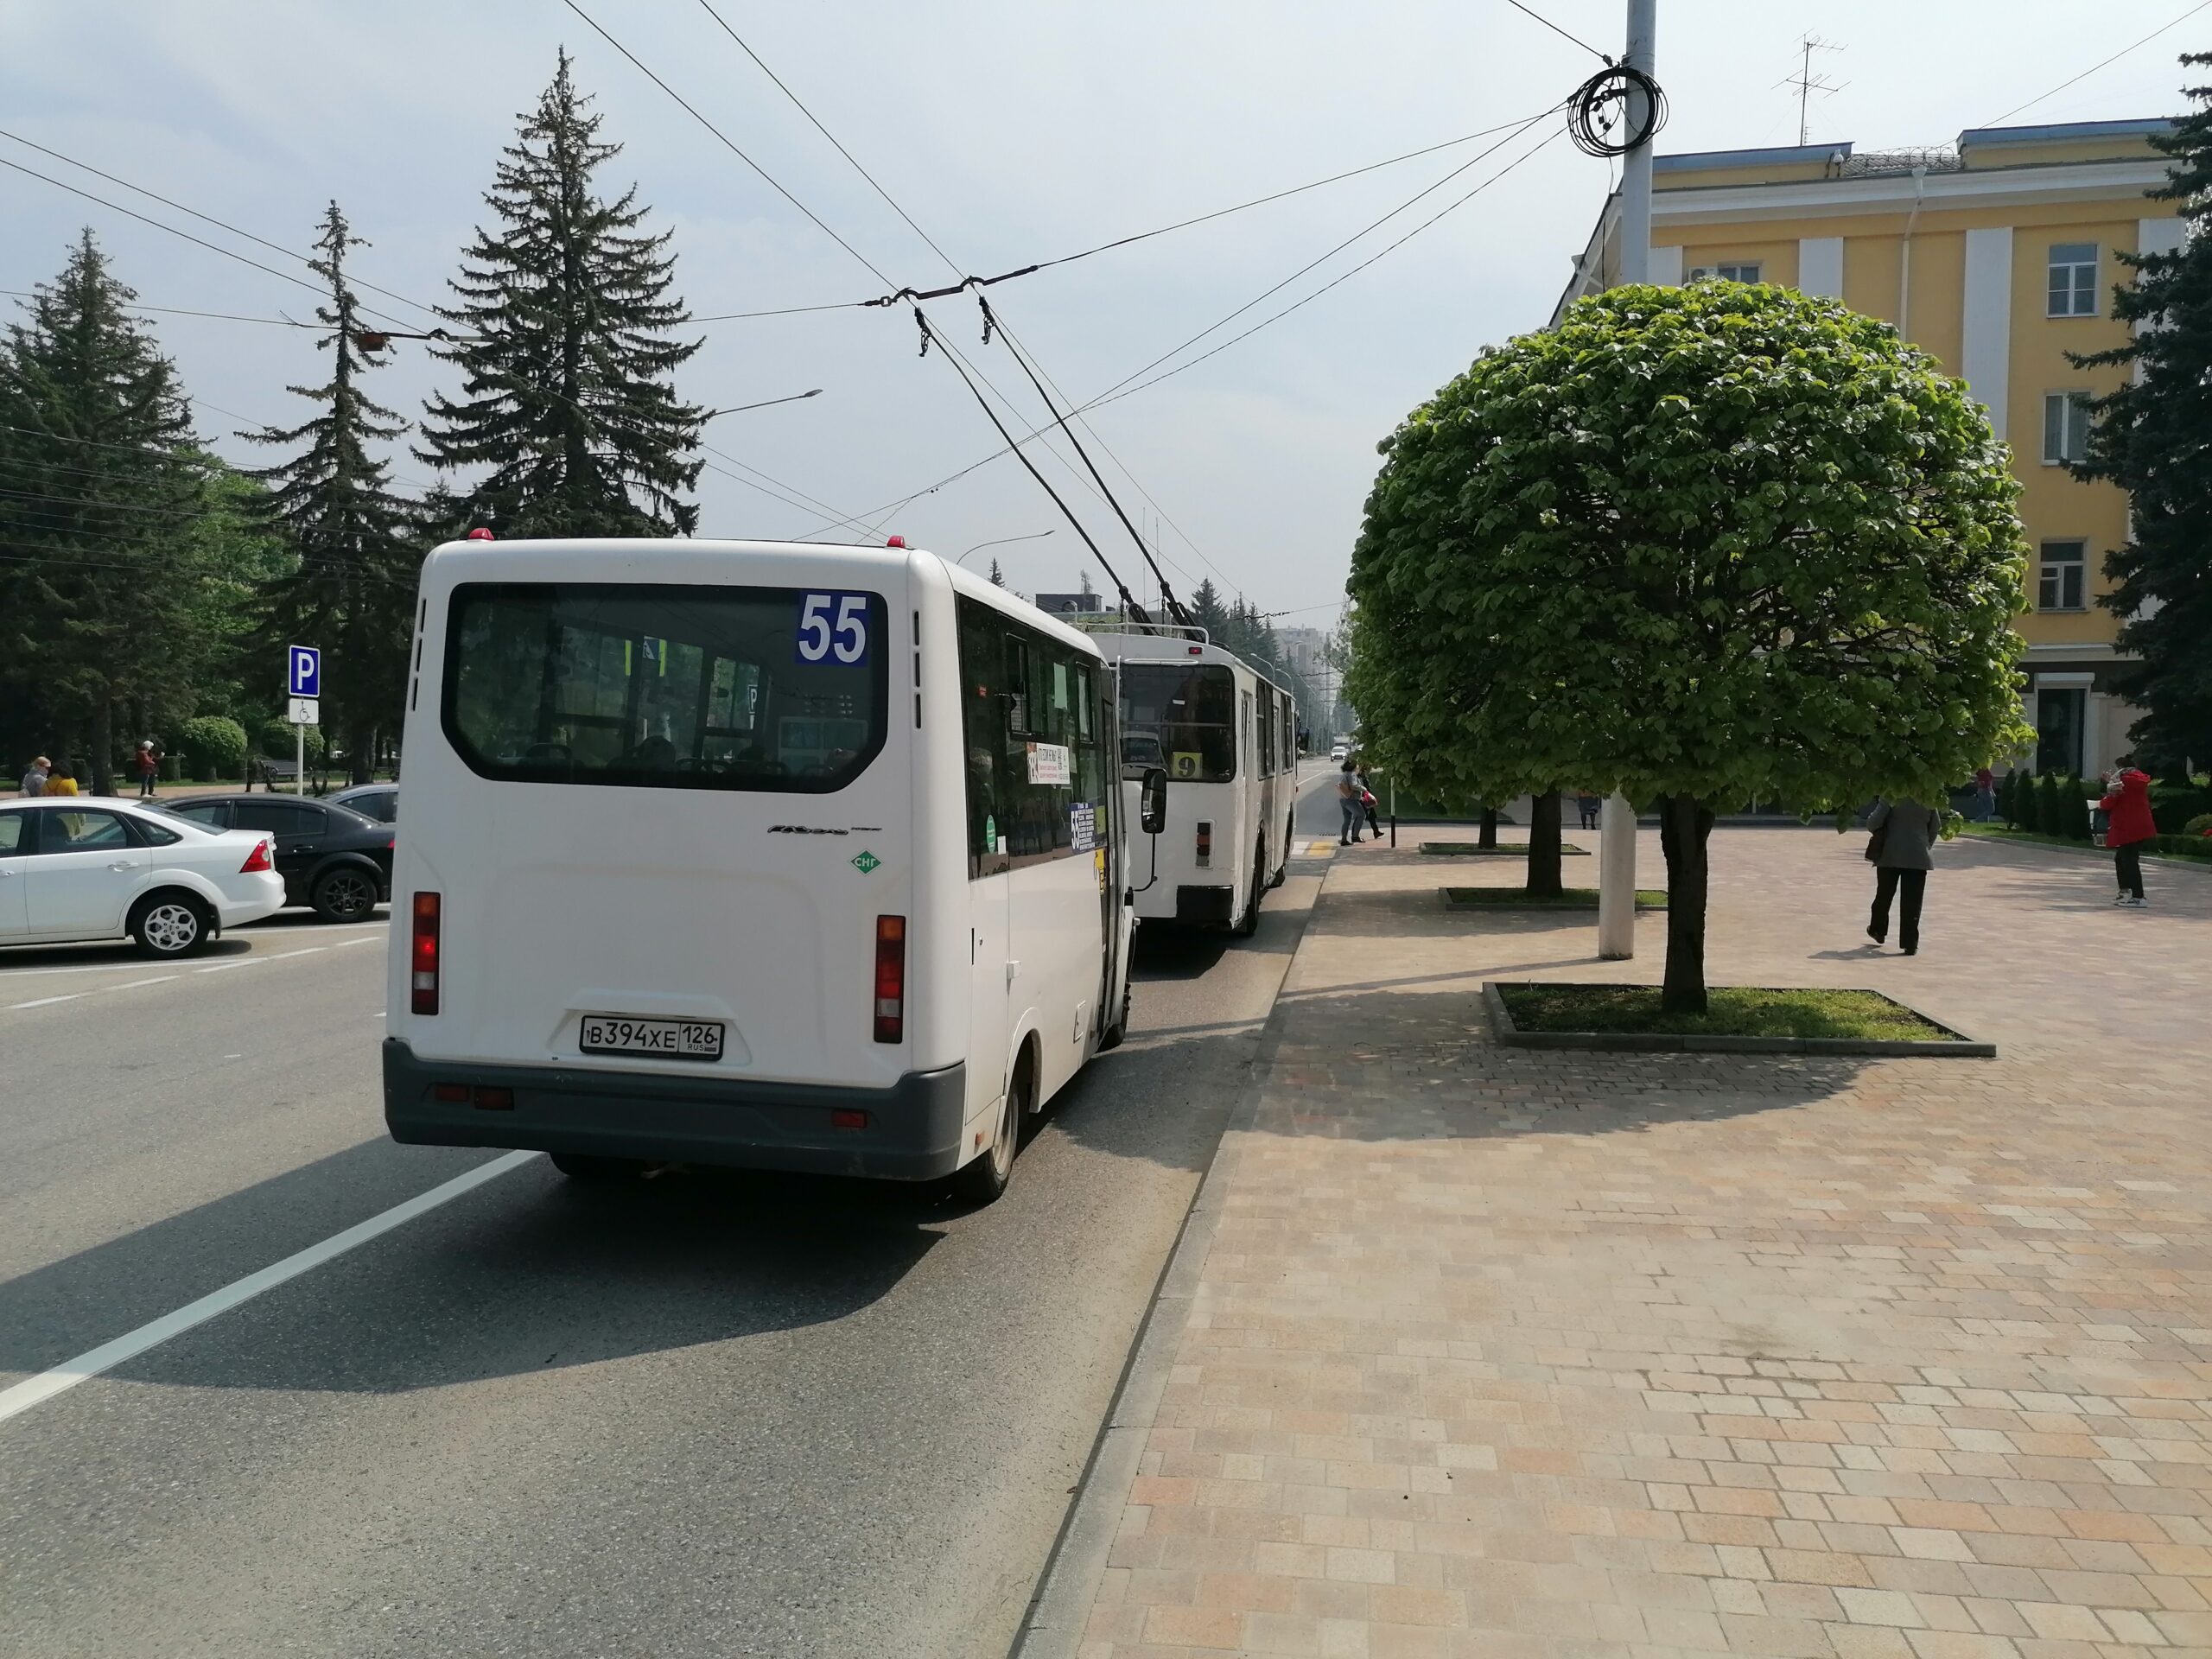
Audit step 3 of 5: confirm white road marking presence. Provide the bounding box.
[0,960,167,980]
[334,936,378,948]
[110,976,178,993]
[266,947,326,961]
[0,1150,538,1427]
[8,994,83,1010]
[193,959,259,974]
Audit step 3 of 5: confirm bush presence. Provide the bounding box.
[255,719,326,766]
[2062,778,2094,842]
[1999,770,2026,828]
[2035,772,2063,836]
[2184,812,2212,839]
[176,715,248,780]
[2153,833,2212,859]
[2151,784,2212,834]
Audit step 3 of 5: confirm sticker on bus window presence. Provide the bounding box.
[1070,802,1096,852]
[794,592,872,666]
[1027,742,1071,785]
[1171,752,1203,779]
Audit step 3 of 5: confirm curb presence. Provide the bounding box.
[1441,888,1665,912]
[1007,857,1329,1659]
[1480,982,1996,1058]
[1417,843,1591,857]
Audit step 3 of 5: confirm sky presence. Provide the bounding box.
[2,0,2203,629]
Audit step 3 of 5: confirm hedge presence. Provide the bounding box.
[177,715,248,779]
[2152,784,2212,835]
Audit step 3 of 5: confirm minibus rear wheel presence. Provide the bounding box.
[953,1049,1030,1204]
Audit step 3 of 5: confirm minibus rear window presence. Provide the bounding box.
[443,582,887,792]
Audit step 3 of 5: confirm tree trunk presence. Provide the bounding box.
[1525,789,1564,897]
[1478,805,1498,849]
[90,698,115,796]
[350,719,375,785]
[1657,793,1715,1014]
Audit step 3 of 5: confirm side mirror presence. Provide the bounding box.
[1139,766,1167,836]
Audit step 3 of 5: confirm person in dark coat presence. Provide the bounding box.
[1865,797,1942,956]
[2097,759,2157,906]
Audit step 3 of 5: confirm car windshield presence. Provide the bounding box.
[444,582,888,793]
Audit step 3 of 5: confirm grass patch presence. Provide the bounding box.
[1420,842,1591,857]
[1959,823,2212,861]
[1497,983,1957,1042]
[1956,823,2091,850]
[1444,887,1665,910]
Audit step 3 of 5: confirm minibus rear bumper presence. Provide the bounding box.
[1175,884,1236,926]
[381,1038,967,1180]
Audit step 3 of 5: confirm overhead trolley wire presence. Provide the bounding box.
[1502,0,1611,63]
[1984,0,2212,126]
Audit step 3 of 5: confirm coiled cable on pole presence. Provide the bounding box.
[1567,63,1665,157]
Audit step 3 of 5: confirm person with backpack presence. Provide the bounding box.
[1864,797,1942,956]
[2097,757,2157,907]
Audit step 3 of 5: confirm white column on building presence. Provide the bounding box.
[1797,236,1845,298]
[1961,226,2015,439]
[1649,244,1684,286]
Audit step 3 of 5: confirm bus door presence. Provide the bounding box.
[1096,670,1127,1033]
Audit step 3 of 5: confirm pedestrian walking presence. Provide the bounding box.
[2097,757,2157,906]
[1863,796,1942,956]
[18,753,49,796]
[1354,764,1382,840]
[1972,766,1997,823]
[1337,760,1363,845]
[1575,789,1600,830]
[41,762,79,798]
[134,739,162,798]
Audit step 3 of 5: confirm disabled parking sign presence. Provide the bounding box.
[287,645,321,698]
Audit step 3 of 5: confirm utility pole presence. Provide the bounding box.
[1597,0,1656,963]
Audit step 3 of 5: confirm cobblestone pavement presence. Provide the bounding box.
[1075,826,2212,1658]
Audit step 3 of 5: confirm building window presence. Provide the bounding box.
[1688,263,1761,283]
[2037,540,2087,612]
[2042,392,2091,465]
[2035,687,2085,776]
[2048,243,2099,316]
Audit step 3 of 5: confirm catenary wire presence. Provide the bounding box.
[1503,0,1611,62]
[1985,0,2212,126]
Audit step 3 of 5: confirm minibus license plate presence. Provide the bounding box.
[580,1015,724,1061]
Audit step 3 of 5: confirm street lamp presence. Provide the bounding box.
[957,529,1054,567]
[704,389,823,417]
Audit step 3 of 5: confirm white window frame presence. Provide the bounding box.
[2041,391,2091,466]
[2037,539,2088,613]
[1688,262,1762,283]
[2047,243,2099,318]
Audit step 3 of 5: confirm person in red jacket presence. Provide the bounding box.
[2097,757,2157,906]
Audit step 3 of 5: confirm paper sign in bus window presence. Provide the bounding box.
[1070,802,1096,852]
[1027,742,1071,785]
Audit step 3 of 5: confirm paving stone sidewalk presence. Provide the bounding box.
[1075,827,2212,1658]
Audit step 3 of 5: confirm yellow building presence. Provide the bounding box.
[1555,119,2181,777]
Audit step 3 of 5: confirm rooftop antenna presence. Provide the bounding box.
[1782,34,1847,148]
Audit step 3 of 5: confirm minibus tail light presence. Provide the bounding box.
[874,914,906,1044]
[411,891,441,1015]
[1195,821,1212,868]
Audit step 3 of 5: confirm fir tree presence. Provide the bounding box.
[1187,578,1230,644]
[2069,55,2212,770]
[0,231,208,791]
[988,556,1006,588]
[241,203,422,782]
[418,49,705,537]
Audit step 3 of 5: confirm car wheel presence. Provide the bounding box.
[1097,980,1133,1052]
[311,865,379,923]
[1269,810,1292,887]
[1234,854,1262,938]
[550,1152,648,1182]
[132,893,211,958]
[952,1052,1027,1204]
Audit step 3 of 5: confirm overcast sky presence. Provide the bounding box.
[3,1,2202,625]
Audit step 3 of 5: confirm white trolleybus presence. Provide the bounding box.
[381,537,1160,1202]
[1087,629,1297,936]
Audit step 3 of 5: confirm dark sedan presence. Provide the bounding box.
[160,794,394,922]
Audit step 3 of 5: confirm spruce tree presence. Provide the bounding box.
[2069,55,2212,770]
[0,231,207,791]
[1187,578,1230,644]
[988,556,1006,588]
[241,202,423,784]
[418,49,705,537]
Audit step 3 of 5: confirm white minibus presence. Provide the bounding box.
[382,537,1151,1201]
[1088,631,1296,936]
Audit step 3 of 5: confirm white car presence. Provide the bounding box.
[1329,743,1349,762]
[0,798,287,957]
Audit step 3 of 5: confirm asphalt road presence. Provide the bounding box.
[0,767,1337,1659]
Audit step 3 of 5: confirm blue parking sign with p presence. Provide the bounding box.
[288,645,321,698]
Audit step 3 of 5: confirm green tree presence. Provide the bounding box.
[240,203,422,783]
[988,556,1005,588]
[1187,578,1230,644]
[1347,282,2030,1012]
[0,231,216,791]
[2067,56,2212,771]
[418,49,705,537]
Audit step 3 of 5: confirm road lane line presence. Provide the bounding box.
[8,994,85,1010]
[193,959,260,973]
[334,937,378,948]
[0,1150,538,1427]
[108,976,179,993]
[266,947,327,961]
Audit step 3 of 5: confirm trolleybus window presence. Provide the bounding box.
[957,596,1108,875]
[443,582,887,792]
[1121,662,1236,782]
